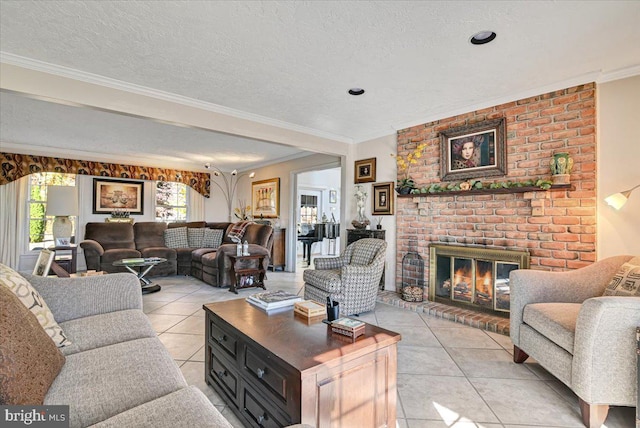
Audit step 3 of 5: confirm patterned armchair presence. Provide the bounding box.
[303,238,386,315]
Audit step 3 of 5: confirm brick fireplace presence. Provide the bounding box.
[395,83,597,302]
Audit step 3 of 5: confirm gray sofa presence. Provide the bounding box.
[21,272,233,428]
[510,255,640,428]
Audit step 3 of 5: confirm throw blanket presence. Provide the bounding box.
[227,221,254,243]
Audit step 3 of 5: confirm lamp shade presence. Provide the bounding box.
[604,192,628,210]
[45,186,79,216]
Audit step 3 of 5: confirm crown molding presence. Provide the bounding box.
[597,64,640,83]
[0,52,354,145]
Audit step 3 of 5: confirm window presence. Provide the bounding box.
[155,181,187,221]
[28,173,76,250]
[300,194,318,226]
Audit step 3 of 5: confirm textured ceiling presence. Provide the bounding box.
[1,1,639,170]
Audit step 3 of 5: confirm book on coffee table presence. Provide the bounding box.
[246,290,302,311]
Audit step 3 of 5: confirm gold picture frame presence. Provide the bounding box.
[252,178,280,218]
[372,182,395,215]
[354,158,376,183]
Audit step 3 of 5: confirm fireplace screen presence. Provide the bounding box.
[429,244,529,314]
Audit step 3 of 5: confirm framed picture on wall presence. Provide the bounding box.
[440,118,507,181]
[329,190,337,204]
[372,182,394,215]
[354,158,376,183]
[252,177,280,218]
[93,178,144,215]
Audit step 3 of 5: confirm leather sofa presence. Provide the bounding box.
[80,221,273,288]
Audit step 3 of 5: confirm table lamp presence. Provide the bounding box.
[46,186,79,243]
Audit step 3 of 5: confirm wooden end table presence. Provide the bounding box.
[228,254,266,294]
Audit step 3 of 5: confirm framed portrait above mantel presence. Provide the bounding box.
[93,178,144,215]
[252,177,280,218]
[354,158,376,183]
[440,118,507,181]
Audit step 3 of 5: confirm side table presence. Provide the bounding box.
[228,254,267,294]
[48,245,77,277]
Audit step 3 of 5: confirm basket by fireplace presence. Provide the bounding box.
[401,251,425,302]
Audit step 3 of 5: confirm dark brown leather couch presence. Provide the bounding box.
[80,221,274,288]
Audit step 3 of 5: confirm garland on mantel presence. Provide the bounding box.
[408,178,554,194]
[0,152,211,197]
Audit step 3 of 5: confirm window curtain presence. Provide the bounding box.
[188,187,205,221]
[0,176,29,269]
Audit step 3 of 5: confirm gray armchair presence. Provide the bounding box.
[303,238,386,315]
[509,255,640,428]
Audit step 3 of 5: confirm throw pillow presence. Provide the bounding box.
[0,263,70,348]
[0,285,66,404]
[227,221,254,243]
[164,227,188,248]
[202,228,224,249]
[603,262,640,296]
[187,227,205,248]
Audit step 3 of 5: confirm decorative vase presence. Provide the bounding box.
[396,186,412,195]
[550,152,573,185]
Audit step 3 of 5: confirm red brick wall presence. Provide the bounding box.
[396,83,596,292]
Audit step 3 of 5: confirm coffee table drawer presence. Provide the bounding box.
[242,382,291,428]
[244,345,293,404]
[209,318,238,360]
[207,346,239,402]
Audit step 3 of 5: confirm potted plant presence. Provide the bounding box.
[395,178,416,194]
[393,143,425,194]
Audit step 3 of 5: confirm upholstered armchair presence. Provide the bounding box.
[509,255,640,428]
[303,238,386,315]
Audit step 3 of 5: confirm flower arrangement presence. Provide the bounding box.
[392,143,426,191]
[408,178,553,194]
[234,199,251,220]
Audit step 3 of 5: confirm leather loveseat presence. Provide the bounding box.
[80,221,273,288]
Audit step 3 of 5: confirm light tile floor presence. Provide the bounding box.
[143,271,635,428]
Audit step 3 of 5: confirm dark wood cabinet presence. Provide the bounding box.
[269,228,286,271]
[204,300,400,428]
[346,228,385,245]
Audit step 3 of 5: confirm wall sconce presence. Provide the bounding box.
[604,183,640,210]
[206,164,255,221]
[45,186,79,242]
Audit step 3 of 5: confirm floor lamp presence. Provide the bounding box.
[604,183,640,210]
[206,164,255,222]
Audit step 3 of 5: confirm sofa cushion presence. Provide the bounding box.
[0,285,66,405]
[45,337,187,428]
[303,269,342,292]
[227,221,253,243]
[349,239,384,266]
[134,222,168,250]
[84,222,136,251]
[139,246,177,260]
[202,228,224,248]
[164,227,188,248]
[191,247,218,263]
[523,302,581,354]
[89,386,233,428]
[0,263,70,347]
[100,248,142,265]
[187,227,205,248]
[603,261,640,296]
[59,310,157,356]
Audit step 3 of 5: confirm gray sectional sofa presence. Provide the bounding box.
[22,272,233,428]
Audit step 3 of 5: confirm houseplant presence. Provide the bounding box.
[393,143,426,194]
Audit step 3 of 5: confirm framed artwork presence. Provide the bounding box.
[372,182,394,215]
[440,118,506,181]
[55,237,71,247]
[252,177,280,218]
[329,190,337,204]
[33,249,54,276]
[354,158,376,183]
[93,178,144,215]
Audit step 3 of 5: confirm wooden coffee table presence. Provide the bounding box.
[203,299,401,427]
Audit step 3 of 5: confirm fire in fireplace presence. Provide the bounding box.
[429,244,530,316]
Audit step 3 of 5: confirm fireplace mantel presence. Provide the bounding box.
[397,184,573,198]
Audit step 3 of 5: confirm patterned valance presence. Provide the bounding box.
[0,152,210,197]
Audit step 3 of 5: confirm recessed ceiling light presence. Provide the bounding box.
[470,31,497,45]
[348,88,365,96]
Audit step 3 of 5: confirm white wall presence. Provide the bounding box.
[597,75,640,258]
[352,134,398,290]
